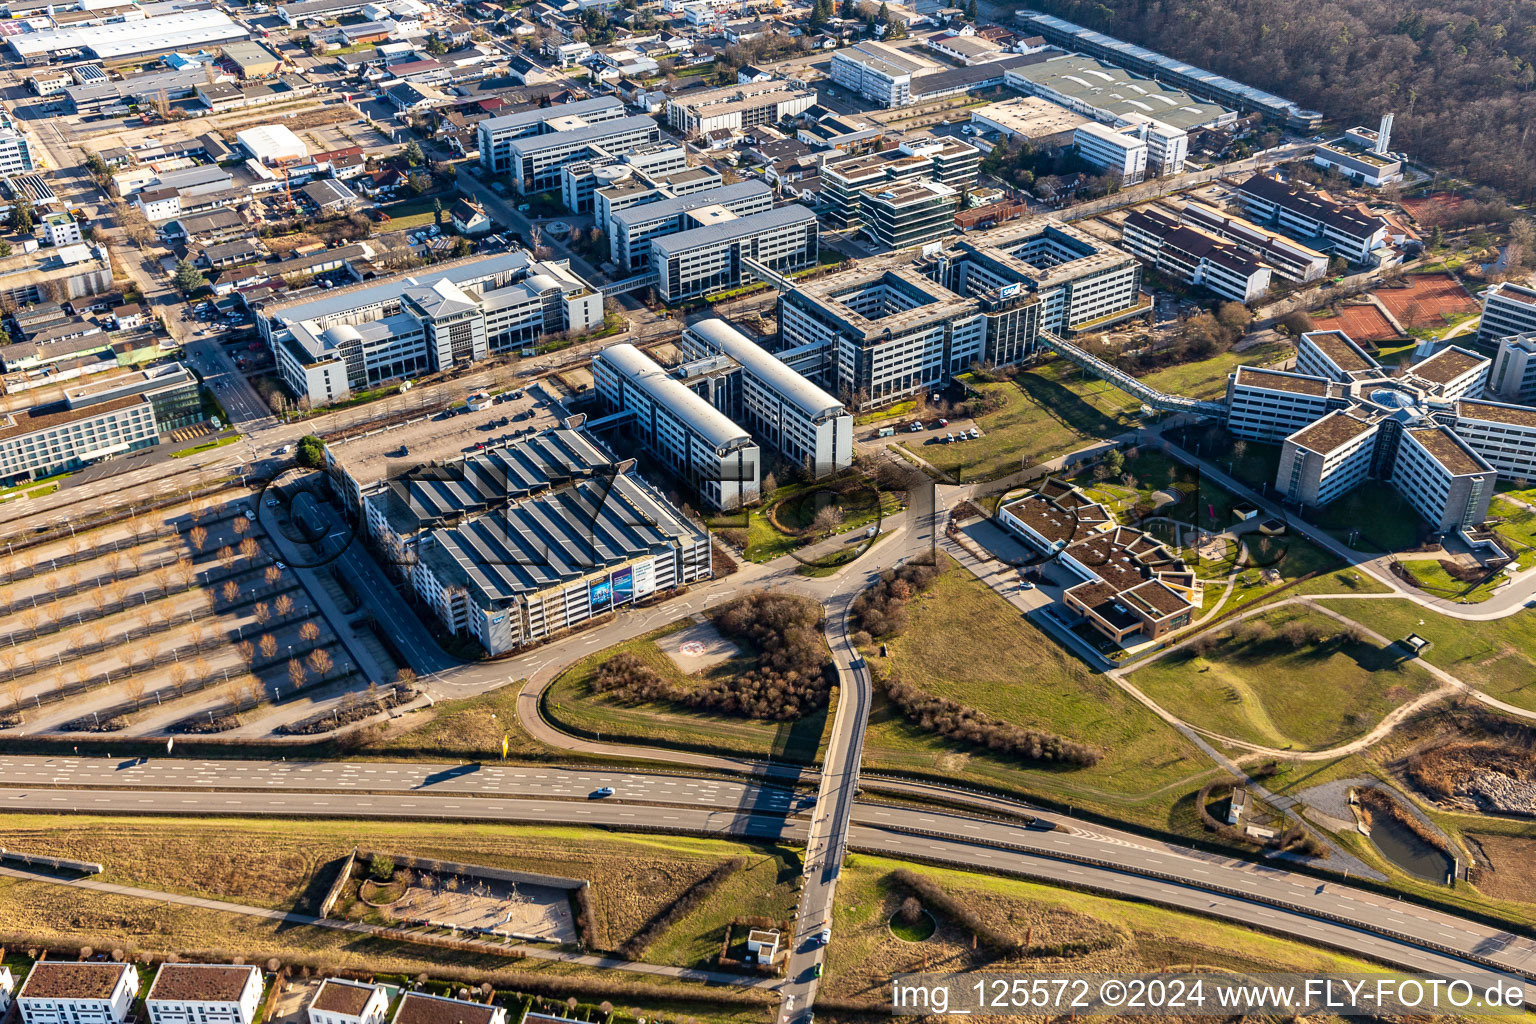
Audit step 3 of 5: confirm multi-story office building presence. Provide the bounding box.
[665,79,816,137]
[1489,332,1536,402]
[1120,208,1270,303]
[593,343,761,509]
[0,363,199,484]
[650,204,819,303]
[1312,139,1403,187]
[498,115,660,195]
[1390,426,1494,534]
[609,180,773,271]
[560,141,688,214]
[860,180,959,251]
[1178,201,1328,283]
[259,253,602,407]
[1005,55,1233,134]
[1476,282,1536,348]
[146,965,263,1024]
[593,165,721,228]
[1296,328,1381,381]
[307,980,389,1024]
[0,126,35,175]
[680,317,853,477]
[16,963,139,1024]
[829,40,935,107]
[1073,121,1148,184]
[820,139,980,231]
[1234,174,1389,263]
[477,96,625,175]
[1275,409,1381,507]
[1225,366,1341,442]
[1453,398,1536,482]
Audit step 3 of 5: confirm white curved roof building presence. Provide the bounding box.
[592,342,761,510]
[8,10,248,62]
[682,318,853,478]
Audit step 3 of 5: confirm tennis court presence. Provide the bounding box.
[1374,272,1479,325]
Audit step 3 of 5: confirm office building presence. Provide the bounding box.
[560,141,688,214]
[829,40,936,107]
[259,252,602,406]
[499,115,660,195]
[1016,12,1321,131]
[6,9,247,64]
[0,362,199,484]
[1234,174,1389,263]
[1453,398,1536,483]
[0,127,35,175]
[665,80,816,137]
[821,138,979,231]
[1276,409,1381,508]
[0,243,114,308]
[1120,207,1270,303]
[969,96,1088,147]
[609,180,772,271]
[16,964,140,1024]
[307,981,388,1024]
[1390,427,1494,534]
[1225,366,1340,442]
[1004,54,1233,133]
[592,343,761,508]
[998,481,1197,643]
[477,97,625,174]
[860,179,959,251]
[1476,282,1536,348]
[650,204,818,302]
[681,317,853,477]
[1489,332,1536,402]
[1073,121,1148,184]
[146,965,263,1024]
[1296,328,1381,381]
[1179,201,1328,283]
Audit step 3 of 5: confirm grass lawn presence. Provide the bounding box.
[903,362,1138,482]
[1397,559,1500,603]
[821,854,1412,1003]
[1127,607,1438,750]
[1489,497,1536,553]
[1314,598,1536,712]
[0,469,73,498]
[1139,341,1292,399]
[170,433,243,459]
[359,685,550,761]
[639,849,802,968]
[714,479,901,564]
[1307,480,1426,552]
[543,621,834,764]
[1210,532,1343,616]
[380,195,450,233]
[863,556,1219,831]
[855,399,917,425]
[25,483,59,498]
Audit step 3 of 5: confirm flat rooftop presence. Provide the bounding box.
[1005,52,1230,131]
[1288,410,1377,454]
[970,95,1088,138]
[1407,426,1490,477]
[18,963,132,1001]
[1304,330,1379,374]
[1231,366,1331,398]
[1409,345,1486,385]
[148,965,256,1003]
[1457,398,1536,430]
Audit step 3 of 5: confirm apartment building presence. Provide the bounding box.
[391,994,505,1024]
[650,203,819,302]
[1234,174,1389,263]
[1178,201,1328,283]
[608,180,773,271]
[665,79,816,137]
[593,343,761,509]
[680,317,853,477]
[829,40,934,107]
[16,963,139,1024]
[1476,282,1536,348]
[1489,332,1536,402]
[476,96,626,175]
[860,180,959,251]
[306,982,387,1024]
[0,363,199,484]
[1073,121,1148,184]
[1120,208,1270,303]
[259,253,602,406]
[146,965,263,1024]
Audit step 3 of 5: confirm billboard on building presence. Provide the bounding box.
[999,282,1022,299]
[589,576,613,613]
[611,565,635,606]
[632,558,657,599]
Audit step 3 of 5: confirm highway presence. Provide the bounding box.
[3,755,1535,998]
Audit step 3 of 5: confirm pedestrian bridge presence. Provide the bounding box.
[1037,331,1228,416]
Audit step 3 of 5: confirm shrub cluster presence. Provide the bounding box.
[592,594,833,720]
[618,857,745,960]
[879,673,1101,767]
[850,563,940,637]
[889,870,1019,953]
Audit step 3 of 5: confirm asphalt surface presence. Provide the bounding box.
[4,755,1535,996]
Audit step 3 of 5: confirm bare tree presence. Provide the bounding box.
[299,621,320,643]
[265,566,283,589]
[239,538,260,564]
[274,594,294,618]
[253,601,271,627]
[124,675,146,710]
[288,658,308,690]
[219,545,236,571]
[222,580,240,604]
[189,526,208,552]
[307,648,333,681]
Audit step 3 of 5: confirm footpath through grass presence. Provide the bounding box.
[863,556,1217,830]
[542,620,834,764]
[1127,606,1439,750]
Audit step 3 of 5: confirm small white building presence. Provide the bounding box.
[17,962,140,1024]
[146,964,264,1024]
[42,211,82,247]
[307,979,389,1024]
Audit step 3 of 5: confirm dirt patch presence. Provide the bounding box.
[656,619,741,675]
[1466,833,1536,902]
[1406,738,1536,817]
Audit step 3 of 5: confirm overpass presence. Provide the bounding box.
[1038,331,1228,416]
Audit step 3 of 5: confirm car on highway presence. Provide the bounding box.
[818,928,830,944]
[276,445,291,455]
[590,786,615,798]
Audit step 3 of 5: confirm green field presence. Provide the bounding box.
[170,433,242,459]
[542,622,833,764]
[1139,340,1292,399]
[1314,599,1536,712]
[1128,606,1439,750]
[1306,480,1427,552]
[1398,559,1501,603]
[862,557,1218,829]
[1490,497,1536,553]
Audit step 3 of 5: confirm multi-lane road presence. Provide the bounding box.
[3,755,1535,1000]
